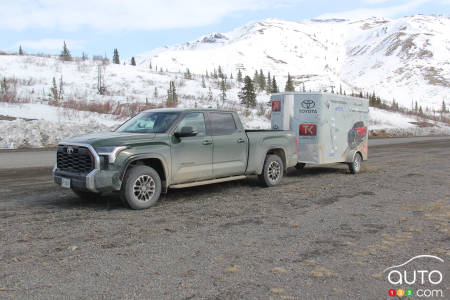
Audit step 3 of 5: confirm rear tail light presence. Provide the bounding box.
[272,100,281,112]
[295,136,299,154]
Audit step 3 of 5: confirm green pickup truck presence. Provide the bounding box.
[53,108,297,209]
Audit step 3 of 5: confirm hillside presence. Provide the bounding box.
[136,15,450,111]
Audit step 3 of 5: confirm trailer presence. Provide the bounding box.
[271,92,369,173]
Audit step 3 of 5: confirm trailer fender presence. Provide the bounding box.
[345,150,362,163]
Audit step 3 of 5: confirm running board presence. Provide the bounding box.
[169,175,247,189]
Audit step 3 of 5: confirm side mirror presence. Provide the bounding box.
[174,126,198,138]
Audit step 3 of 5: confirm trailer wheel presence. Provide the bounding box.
[348,153,362,174]
[259,154,284,187]
[295,163,305,170]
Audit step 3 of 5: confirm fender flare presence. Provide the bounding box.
[346,150,362,163]
[120,154,170,190]
[257,146,287,174]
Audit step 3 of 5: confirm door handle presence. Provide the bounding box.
[202,140,213,145]
[237,138,245,143]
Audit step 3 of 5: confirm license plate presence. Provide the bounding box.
[61,177,71,188]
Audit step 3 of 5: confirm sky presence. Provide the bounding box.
[0,0,449,59]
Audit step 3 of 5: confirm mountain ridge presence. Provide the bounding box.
[136,15,450,110]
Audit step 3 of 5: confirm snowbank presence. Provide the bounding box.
[0,119,112,149]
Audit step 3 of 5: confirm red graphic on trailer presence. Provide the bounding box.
[272,100,281,112]
[348,121,367,149]
[299,124,317,136]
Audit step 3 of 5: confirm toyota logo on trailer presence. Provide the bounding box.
[299,99,317,113]
[301,100,315,109]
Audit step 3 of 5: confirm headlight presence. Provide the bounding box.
[95,146,128,164]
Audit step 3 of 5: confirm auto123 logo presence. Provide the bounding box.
[299,100,317,113]
[384,255,445,298]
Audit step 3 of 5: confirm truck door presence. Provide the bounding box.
[208,112,248,178]
[171,112,213,184]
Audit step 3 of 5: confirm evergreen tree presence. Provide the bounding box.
[218,66,224,79]
[60,41,72,61]
[253,70,259,89]
[220,78,227,104]
[50,77,58,102]
[415,101,418,113]
[167,81,178,105]
[154,87,158,99]
[339,84,342,95]
[207,86,213,102]
[81,52,88,60]
[258,69,266,91]
[205,70,209,79]
[18,45,23,55]
[1,77,8,99]
[130,57,136,66]
[284,73,294,92]
[113,49,120,64]
[184,68,192,80]
[442,100,447,113]
[239,76,256,108]
[149,61,152,69]
[271,76,279,93]
[58,75,64,101]
[266,72,272,94]
[201,76,206,88]
[237,69,243,83]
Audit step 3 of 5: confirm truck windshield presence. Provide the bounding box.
[116,112,179,133]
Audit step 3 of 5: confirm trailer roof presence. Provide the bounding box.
[270,91,369,103]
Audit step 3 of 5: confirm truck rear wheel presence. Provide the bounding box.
[121,165,162,210]
[259,154,284,187]
[348,153,362,174]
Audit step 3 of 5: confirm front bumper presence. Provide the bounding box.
[53,167,100,192]
[53,142,122,193]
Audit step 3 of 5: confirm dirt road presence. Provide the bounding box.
[0,140,449,299]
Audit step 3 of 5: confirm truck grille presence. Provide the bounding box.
[57,145,94,174]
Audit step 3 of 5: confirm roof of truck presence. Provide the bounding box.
[142,107,235,113]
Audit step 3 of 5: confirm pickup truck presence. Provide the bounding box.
[53,108,298,209]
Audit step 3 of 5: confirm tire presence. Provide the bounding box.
[120,165,162,210]
[348,153,362,174]
[259,154,284,187]
[295,163,305,170]
[72,189,102,200]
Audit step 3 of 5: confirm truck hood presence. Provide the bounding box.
[60,132,158,147]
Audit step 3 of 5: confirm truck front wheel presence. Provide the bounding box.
[259,154,284,187]
[121,165,162,210]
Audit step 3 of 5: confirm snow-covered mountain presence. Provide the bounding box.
[136,15,450,111]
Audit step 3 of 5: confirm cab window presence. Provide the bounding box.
[209,113,237,136]
[176,113,206,136]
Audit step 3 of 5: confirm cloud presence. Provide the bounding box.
[15,39,85,52]
[317,0,431,20]
[0,0,303,32]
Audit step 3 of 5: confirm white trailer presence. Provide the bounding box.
[271,92,369,173]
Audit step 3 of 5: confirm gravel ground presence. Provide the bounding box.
[0,140,449,299]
